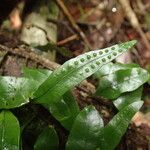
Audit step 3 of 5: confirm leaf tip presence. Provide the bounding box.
[120,40,137,50]
[129,40,137,46]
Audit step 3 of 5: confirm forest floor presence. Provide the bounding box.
[0,0,150,149]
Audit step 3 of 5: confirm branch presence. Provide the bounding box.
[0,44,95,93]
[119,0,150,50]
[55,0,92,50]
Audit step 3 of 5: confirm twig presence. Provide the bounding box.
[57,34,78,46]
[55,0,92,50]
[0,44,59,70]
[119,0,150,50]
[136,0,146,14]
[80,1,107,21]
[143,2,150,10]
[0,44,95,93]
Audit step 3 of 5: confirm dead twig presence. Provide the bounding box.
[145,3,150,10]
[0,44,95,93]
[119,0,150,50]
[0,44,59,70]
[57,34,78,46]
[55,0,92,50]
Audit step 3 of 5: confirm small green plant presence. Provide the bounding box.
[0,40,149,150]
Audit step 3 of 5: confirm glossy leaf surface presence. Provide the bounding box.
[0,110,20,150]
[24,68,79,130]
[95,62,139,79]
[0,68,52,109]
[44,90,80,130]
[66,106,103,150]
[96,67,149,99]
[23,67,52,89]
[0,76,37,109]
[34,126,59,150]
[99,101,143,150]
[34,40,136,103]
[23,67,52,82]
[113,87,143,110]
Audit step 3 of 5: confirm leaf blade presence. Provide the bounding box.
[44,90,80,130]
[23,68,80,130]
[99,101,143,150]
[0,76,38,109]
[34,126,59,150]
[66,106,104,150]
[96,67,149,99]
[113,87,143,110]
[34,40,136,103]
[0,110,20,150]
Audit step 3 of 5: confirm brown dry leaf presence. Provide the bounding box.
[132,111,150,127]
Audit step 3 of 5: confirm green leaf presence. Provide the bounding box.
[44,90,80,130]
[96,67,149,99]
[66,106,104,150]
[23,67,52,85]
[23,68,79,130]
[0,68,52,109]
[0,110,20,150]
[21,115,48,149]
[34,126,59,150]
[0,76,38,109]
[23,67,52,78]
[95,62,139,79]
[62,91,80,128]
[99,101,143,150]
[34,40,136,103]
[113,87,143,110]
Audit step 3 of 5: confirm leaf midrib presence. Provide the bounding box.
[35,49,124,100]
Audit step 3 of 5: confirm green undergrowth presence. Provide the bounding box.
[0,40,149,150]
